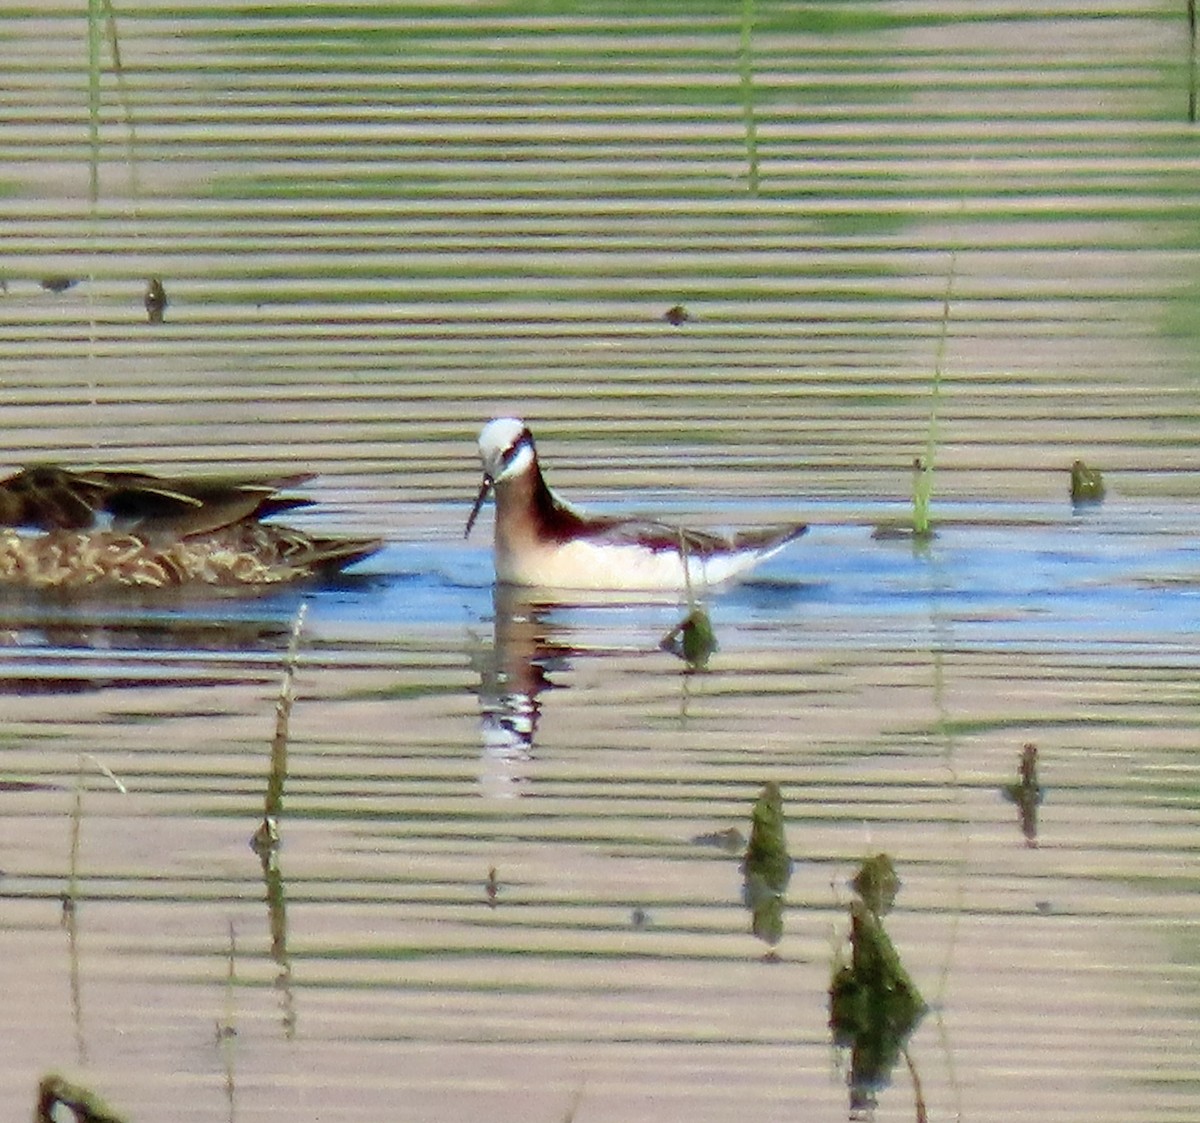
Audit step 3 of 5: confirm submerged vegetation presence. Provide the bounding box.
[851,852,901,918]
[741,781,792,947]
[830,855,927,1115]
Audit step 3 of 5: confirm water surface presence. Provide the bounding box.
[2,3,1199,1122]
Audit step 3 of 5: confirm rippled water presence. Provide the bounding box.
[2,3,1200,1122]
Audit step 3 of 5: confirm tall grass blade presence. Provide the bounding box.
[739,0,760,193]
[255,602,308,850]
[1189,0,1197,123]
[913,251,956,536]
[86,0,104,209]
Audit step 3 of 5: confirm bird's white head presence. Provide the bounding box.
[466,417,537,538]
[477,417,535,482]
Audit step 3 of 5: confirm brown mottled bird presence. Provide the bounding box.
[0,465,381,590]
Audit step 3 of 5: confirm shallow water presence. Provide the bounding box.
[3,502,1199,1122]
[2,2,1200,1121]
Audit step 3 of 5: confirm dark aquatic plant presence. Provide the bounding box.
[1069,459,1106,504]
[851,852,900,917]
[144,277,167,323]
[660,528,719,670]
[1001,741,1044,846]
[830,901,927,1111]
[37,1074,128,1123]
[659,606,718,670]
[741,781,792,946]
[831,854,927,1113]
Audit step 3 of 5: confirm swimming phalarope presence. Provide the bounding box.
[465,418,806,591]
[0,465,381,590]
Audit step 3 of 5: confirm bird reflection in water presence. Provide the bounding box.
[0,608,300,693]
[475,584,579,799]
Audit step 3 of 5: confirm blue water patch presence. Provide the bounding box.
[0,499,1195,672]
[304,498,1200,659]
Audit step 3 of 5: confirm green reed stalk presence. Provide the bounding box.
[739,0,760,193]
[86,0,103,208]
[66,753,126,906]
[217,921,239,1115]
[86,1,142,210]
[913,252,956,537]
[254,602,308,851]
[1189,0,1197,123]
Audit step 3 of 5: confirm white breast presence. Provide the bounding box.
[495,535,772,592]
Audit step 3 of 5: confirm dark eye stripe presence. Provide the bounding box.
[500,433,532,470]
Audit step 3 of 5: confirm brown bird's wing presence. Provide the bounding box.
[100,472,316,538]
[573,513,807,558]
[726,522,808,553]
[0,466,316,538]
